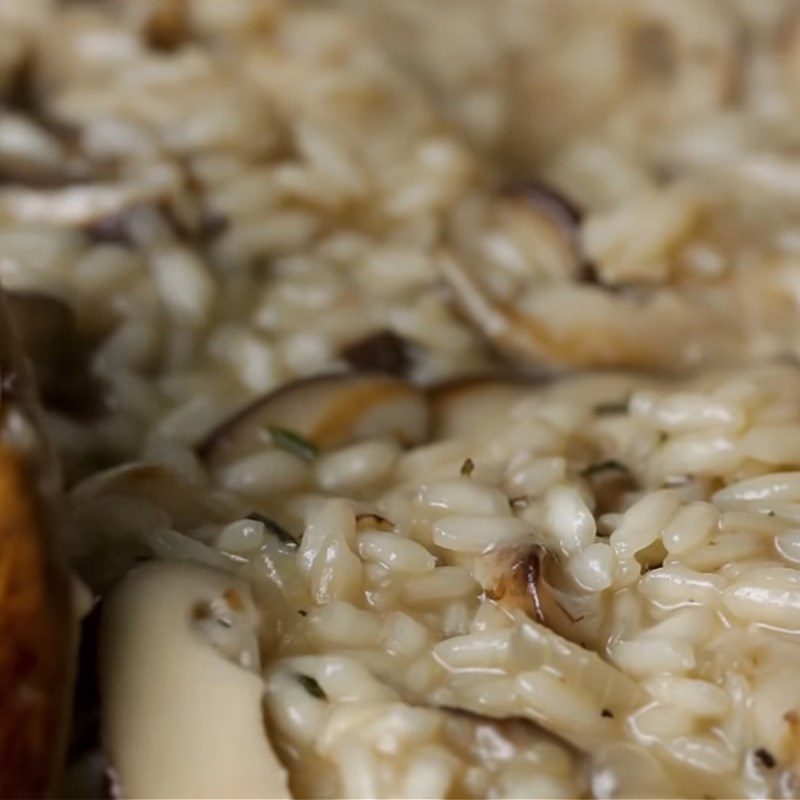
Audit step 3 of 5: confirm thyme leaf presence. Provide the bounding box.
[266,425,319,462]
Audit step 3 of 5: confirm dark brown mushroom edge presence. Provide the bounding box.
[0,287,76,799]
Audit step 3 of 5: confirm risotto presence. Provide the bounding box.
[5,0,800,798]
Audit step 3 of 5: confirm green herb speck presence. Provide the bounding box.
[266,425,319,462]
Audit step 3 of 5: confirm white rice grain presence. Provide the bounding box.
[567,542,616,591]
[432,515,529,554]
[610,490,681,560]
[609,638,696,677]
[542,485,596,556]
[640,566,725,609]
[661,501,718,555]
[402,567,479,604]
[722,567,800,630]
[315,439,400,493]
[216,449,310,497]
[358,531,436,574]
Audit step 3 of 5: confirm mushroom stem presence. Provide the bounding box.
[100,561,291,799]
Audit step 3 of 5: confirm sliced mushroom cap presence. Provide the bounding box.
[0,440,76,798]
[71,461,230,530]
[474,544,607,650]
[429,376,543,438]
[0,288,75,798]
[100,560,291,799]
[340,330,414,377]
[199,373,430,470]
[6,290,104,417]
[440,248,707,370]
[494,180,586,280]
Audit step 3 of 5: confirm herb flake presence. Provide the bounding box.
[296,674,327,700]
[266,425,319,462]
[460,458,475,477]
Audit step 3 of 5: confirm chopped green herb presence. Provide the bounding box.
[266,425,319,462]
[246,511,298,546]
[460,457,475,477]
[296,674,327,700]
[593,399,628,416]
[581,459,628,478]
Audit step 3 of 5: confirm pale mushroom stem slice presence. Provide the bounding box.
[0,285,76,799]
[100,560,291,800]
[198,372,430,471]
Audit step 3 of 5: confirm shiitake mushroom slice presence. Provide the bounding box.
[198,373,430,471]
[6,291,104,418]
[0,287,76,798]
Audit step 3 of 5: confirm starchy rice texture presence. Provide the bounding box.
[8,1,800,798]
[76,363,800,798]
[3,0,800,480]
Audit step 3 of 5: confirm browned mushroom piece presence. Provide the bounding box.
[6,291,104,418]
[429,376,544,438]
[198,373,430,471]
[439,247,704,370]
[440,177,714,372]
[496,180,586,277]
[71,462,230,531]
[581,459,639,516]
[340,330,414,377]
[0,288,76,798]
[138,0,190,52]
[474,544,607,650]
